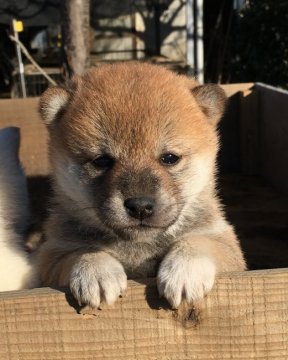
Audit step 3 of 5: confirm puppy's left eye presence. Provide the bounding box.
[160,153,181,166]
[91,155,114,169]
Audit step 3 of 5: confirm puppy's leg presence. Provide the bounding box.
[157,228,245,308]
[38,245,127,308]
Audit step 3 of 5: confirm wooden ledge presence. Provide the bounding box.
[1,268,288,359]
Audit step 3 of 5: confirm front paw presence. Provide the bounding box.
[70,252,127,308]
[157,254,216,309]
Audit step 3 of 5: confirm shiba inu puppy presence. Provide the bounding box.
[38,63,245,309]
[0,127,33,291]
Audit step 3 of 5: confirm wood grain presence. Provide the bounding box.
[1,269,287,360]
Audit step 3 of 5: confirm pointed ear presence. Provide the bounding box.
[191,84,227,126]
[39,86,70,126]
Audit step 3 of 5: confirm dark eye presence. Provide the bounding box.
[160,153,181,166]
[91,155,114,169]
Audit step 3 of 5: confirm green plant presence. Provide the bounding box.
[230,0,288,88]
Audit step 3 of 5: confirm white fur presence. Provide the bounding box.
[70,252,127,308]
[182,154,215,198]
[0,127,33,291]
[165,153,215,237]
[157,253,216,308]
[193,219,229,236]
[0,228,32,290]
[44,92,68,124]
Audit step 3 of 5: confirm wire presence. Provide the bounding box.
[9,34,57,86]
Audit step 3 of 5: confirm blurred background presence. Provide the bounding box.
[0,0,287,98]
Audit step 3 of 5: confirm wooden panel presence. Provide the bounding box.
[256,83,288,193]
[239,88,260,174]
[218,92,242,172]
[0,97,49,176]
[219,83,254,173]
[0,85,253,177]
[220,174,288,270]
[221,83,254,97]
[1,269,288,360]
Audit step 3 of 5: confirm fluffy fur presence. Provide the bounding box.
[0,127,33,291]
[38,63,246,308]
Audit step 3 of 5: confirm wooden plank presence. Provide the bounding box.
[220,174,288,270]
[220,84,261,175]
[239,88,260,175]
[218,92,242,172]
[218,83,255,173]
[1,269,288,360]
[255,83,288,193]
[221,83,254,97]
[0,97,48,176]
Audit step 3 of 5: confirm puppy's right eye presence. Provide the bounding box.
[91,155,114,169]
[160,153,181,166]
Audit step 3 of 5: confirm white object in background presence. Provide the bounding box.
[0,127,33,291]
[12,19,27,98]
[195,0,204,84]
[186,0,204,84]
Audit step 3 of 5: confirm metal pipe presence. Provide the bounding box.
[186,0,204,83]
[195,0,204,84]
[186,0,195,74]
[12,19,26,98]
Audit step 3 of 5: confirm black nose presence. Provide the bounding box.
[124,197,154,220]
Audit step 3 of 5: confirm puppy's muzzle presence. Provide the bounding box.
[124,197,154,220]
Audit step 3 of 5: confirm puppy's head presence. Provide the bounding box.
[40,63,226,240]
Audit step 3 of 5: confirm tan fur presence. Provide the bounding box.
[38,63,245,309]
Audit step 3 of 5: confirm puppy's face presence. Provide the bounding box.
[40,64,226,240]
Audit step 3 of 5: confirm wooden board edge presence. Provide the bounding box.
[0,267,287,300]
